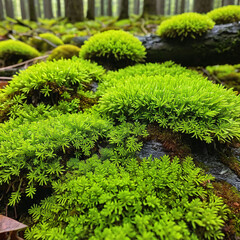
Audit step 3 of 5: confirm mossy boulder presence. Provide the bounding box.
[156,12,215,40]
[79,30,146,69]
[0,40,40,67]
[30,33,64,52]
[47,45,81,61]
[207,5,240,24]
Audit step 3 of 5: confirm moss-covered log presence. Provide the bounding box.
[73,22,240,66]
[139,22,240,66]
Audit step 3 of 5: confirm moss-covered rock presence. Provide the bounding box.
[79,30,146,69]
[30,33,64,52]
[0,40,40,67]
[207,5,240,24]
[156,12,215,40]
[47,44,81,61]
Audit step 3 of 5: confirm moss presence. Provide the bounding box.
[206,64,240,93]
[79,30,146,69]
[30,33,64,52]
[62,34,76,44]
[207,5,240,24]
[156,12,215,40]
[0,40,40,67]
[212,181,240,239]
[47,45,81,61]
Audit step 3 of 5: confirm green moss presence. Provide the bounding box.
[156,12,215,40]
[47,45,81,61]
[0,40,40,67]
[80,30,146,69]
[25,155,228,240]
[206,64,240,93]
[0,58,105,122]
[62,34,76,44]
[96,62,240,143]
[207,5,240,24]
[30,33,64,52]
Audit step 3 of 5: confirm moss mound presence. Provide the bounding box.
[80,30,146,69]
[30,33,64,52]
[207,5,240,24]
[156,12,215,40]
[97,62,240,143]
[0,58,105,122]
[206,64,240,93]
[0,40,40,67]
[25,155,228,240]
[47,44,81,61]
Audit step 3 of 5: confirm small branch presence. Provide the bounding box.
[0,77,12,80]
[140,19,148,35]
[0,54,49,71]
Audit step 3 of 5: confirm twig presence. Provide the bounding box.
[140,19,148,35]
[0,77,12,80]
[0,54,49,71]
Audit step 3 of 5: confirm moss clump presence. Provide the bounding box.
[0,58,105,122]
[207,5,240,24]
[206,64,240,93]
[25,155,228,240]
[156,12,215,40]
[97,62,240,143]
[80,30,146,69]
[47,45,81,61]
[30,33,64,52]
[0,40,40,67]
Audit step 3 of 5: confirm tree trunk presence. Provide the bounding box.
[194,0,213,13]
[28,0,37,21]
[142,0,157,17]
[4,0,14,18]
[101,0,104,15]
[180,0,185,13]
[65,0,84,22]
[35,0,41,18]
[225,0,235,4]
[139,23,240,66]
[87,0,95,20]
[168,0,171,15]
[20,0,27,19]
[134,0,140,14]
[57,0,61,17]
[43,0,54,19]
[0,0,4,20]
[118,0,129,20]
[159,0,165,15]
[175,0,179,14]
[107,0,112,16]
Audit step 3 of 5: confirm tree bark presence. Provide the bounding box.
[43,0,54,19]
[0,0,4,20]
[28,0,37,21]
[65,0,84,22]
[180,0,185,13]
[118,0,129,20]
[134,0,140,14]
[35,0,41,18]
[20,0,27,19]
[142,0,157,17]
[57,0,61,17]
[87,0,95,20]
[193,0,213,13]
[4,0,14,18]
[101,0,104,15]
